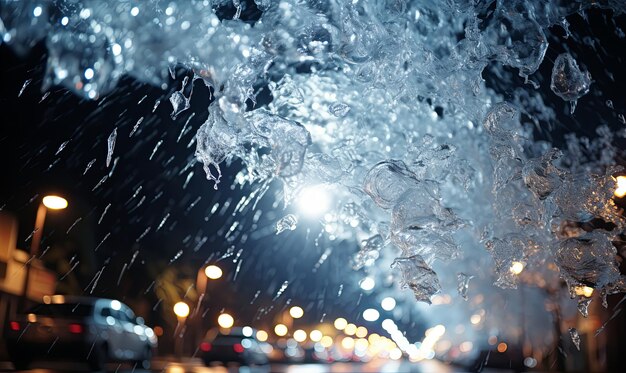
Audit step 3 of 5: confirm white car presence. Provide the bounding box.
[5,296,157,371]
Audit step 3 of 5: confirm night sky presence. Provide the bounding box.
[0,38,407,344]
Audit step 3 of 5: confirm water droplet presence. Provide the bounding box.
[106,128,117,167]
[569,328,580,351]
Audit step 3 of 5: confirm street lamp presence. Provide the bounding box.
[289,306,304,319]
[293,329,307,342]
[21,195,68,308]
[193,264,224,354]
[204,265,223,280]
[334,317,348,330]
[173,302,190,319]
[309,329,323,342]
[217,313,234,329]
[196,264,223,300]
[173,302,190,358]
[274,324,288,337]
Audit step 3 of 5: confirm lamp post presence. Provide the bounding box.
[173,301,190,358]
[192,264,223,349]
[195,264,223,308]
[20,195,67,309]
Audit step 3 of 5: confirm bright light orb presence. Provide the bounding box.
[43,195,68,210]
[389,348,402,360]
[218,313,234,328]
[381,297,396,311]
[363,308,380,322]
[359,277,375,291]
[297,185,331,217]
[293,329,307,342]
[256,330,268,342]
[173,302,189,318]
[574,286,594,298]
[205,265,223,279]
[289,306,304,319]
[341,336,355,349]
[344,323,357,336]
[242,326,253,337]
[510,261,524,275]
[334,317,348,330]
[320,335,333,348]
[355,326,368,338]
[381,319,396,331]
[275,324,288,336]
[309,329,323,342]
[615,176,626,198]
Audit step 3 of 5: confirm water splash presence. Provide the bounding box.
[550,53,592,114]
[18,78,32,97]
[275,214,297,235]
[106,128,117,168]
[577,298,592,318]
[3,1,626,321]
[568,327,581,351]
[457,273,474,301]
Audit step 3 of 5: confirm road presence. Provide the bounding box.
[0,359,503,373]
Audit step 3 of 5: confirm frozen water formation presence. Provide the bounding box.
[2,0,626,308]
[550,53,592,114]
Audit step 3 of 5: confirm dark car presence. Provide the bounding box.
[4,296,157,371]
[199,327,268,366]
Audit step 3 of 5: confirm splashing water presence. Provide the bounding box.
[569,327,581,351]
[106,128,117,168]
[578,298,592,318]
[550,53,592,114]
[457,273,474,301]
[275,214,297,235]
[2,0,626,325]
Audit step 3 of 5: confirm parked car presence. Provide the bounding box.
[4,296,157,371]
[199,327,268,366]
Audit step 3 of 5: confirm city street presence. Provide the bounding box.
[0,359,499,373]
[2,1,626,372]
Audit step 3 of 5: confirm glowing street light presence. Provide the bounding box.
[344,323,357,336]
[615,176,626,198]
[320,335,333,348]
[334,317,348,330]
[256,330,269,342]
[173,302,190,319]
[205,265,223,280]
[275,324,288,337]
[22,195,68,307]
[289,306,304,319]
[355,326,368,338]
[42,195,68,210]
[293,329,307,342]
[217,313,234,328]
[309,329,323,342]
[510,261,524,275]
[173,301,190,357]
[341,336,355,349]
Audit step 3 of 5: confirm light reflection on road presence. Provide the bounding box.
[1,359,478,373]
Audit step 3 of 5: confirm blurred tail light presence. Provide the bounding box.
[68,323,83,334]
[200,342,212,352]
[233,343,244,353]
[10,321,20,331]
